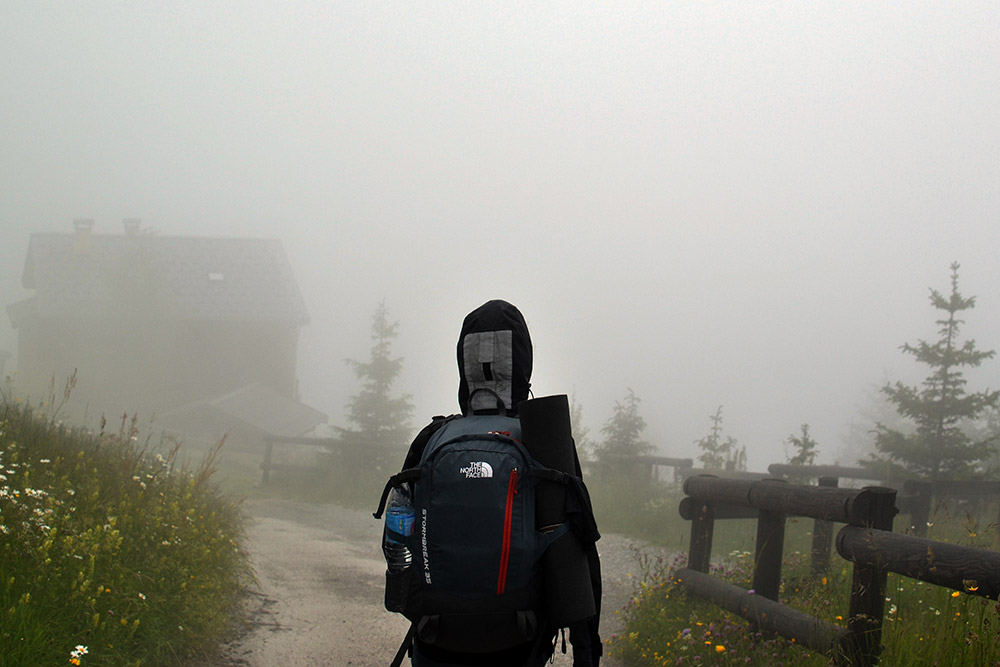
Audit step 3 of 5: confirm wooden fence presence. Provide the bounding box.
[587,455,694,483]
[676,466,770,481]
[900,479,1000,538]
[766,463,887,484]
[675,474,1000,666]
[595,455,773,484]
[260,434,337,485]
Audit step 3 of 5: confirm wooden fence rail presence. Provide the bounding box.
[673,568,850,657]
[837,526,1000,599]
[901,479,1000,538]
[676,466,770,481]
[767,463,888,483]
[588,455,695,484]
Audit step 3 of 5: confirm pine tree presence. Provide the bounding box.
[869,263,999,479]
[341,301,414,449]
[786,423,819,466]
[595,389,651,460]
[695,405,747,472]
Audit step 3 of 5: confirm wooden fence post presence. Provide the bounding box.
[688,500,716,573]
[753,479,788,602]
[845,487,897,667]
[811,476,838,578]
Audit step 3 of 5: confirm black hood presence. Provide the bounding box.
[457,300,533,415]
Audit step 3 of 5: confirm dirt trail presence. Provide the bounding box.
[206,498,653,666]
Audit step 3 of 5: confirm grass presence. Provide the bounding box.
[587,470,690,550]
[0,396,254,666]
[603,478,1000,666]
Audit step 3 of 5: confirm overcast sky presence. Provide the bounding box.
[2,2,998,469]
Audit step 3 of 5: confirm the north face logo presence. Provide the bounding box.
[460,461,494,478]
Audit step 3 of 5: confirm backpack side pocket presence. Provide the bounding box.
[385,564,411,613]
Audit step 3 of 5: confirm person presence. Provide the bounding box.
[397,299,602,667]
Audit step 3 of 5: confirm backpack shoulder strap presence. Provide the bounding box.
[390,622,416,667]
[401,414,461,469]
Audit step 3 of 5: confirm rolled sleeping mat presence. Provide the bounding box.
[518,395,576,527]
[517,394,596,626]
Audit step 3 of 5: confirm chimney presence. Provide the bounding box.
[73,218,94,254]
[122,218,142,236]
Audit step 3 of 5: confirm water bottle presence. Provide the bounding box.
[383,485,414,573]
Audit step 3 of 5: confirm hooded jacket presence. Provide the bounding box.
[457,299,533,416]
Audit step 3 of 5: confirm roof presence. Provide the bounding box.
[159,382,328,440]
[12,232,309,324]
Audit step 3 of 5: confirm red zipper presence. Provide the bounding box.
[497,467,518,594]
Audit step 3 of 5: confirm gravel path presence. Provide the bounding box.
[203,498,664,666]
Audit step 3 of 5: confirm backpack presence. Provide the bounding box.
[374,413,573,663]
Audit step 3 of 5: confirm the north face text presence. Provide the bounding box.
[459,461,494,478]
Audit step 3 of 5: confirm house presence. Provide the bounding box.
[6,219,326,439]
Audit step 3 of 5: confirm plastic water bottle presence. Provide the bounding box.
[383,486,414,573]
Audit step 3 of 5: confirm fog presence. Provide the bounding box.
[2,2,998,470]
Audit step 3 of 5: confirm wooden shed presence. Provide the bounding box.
[6,219,323,436]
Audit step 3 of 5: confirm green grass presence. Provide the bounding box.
[605,494,1000,666]
[0,398,254,666]
[587,472,689,550]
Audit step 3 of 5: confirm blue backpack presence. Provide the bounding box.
[374,414,571,660]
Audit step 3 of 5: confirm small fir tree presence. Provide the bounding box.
[595,389,651,460]
[341,301,414,449]
[868,263,999,479]
[695,405,747,472]
[785,423,819,466]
